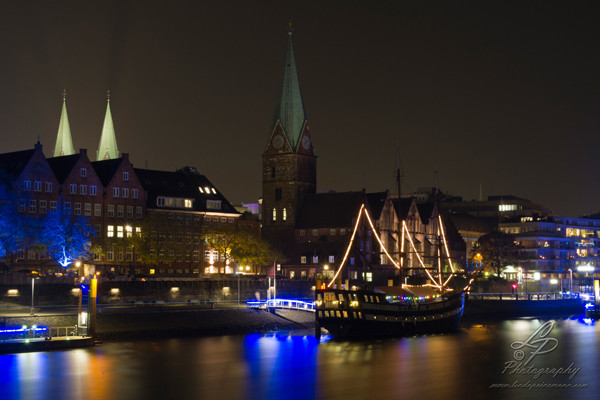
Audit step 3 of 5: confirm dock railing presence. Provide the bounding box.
[468,292,581,301]
[247,299,316,312]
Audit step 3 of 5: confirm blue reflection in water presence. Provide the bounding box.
[243,331,327,400]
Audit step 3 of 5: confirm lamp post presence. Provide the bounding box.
[568,268,573,294]
[30,277,35,316]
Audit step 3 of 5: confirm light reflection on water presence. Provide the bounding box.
[0,317,597,400]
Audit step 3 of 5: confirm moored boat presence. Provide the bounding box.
[315,200,471,339]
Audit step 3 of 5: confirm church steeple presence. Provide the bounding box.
[262,25,316,247]
[96,91,120,161]
[271,22,307,151]
[53,89,75,157]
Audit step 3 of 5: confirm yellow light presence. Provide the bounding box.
[324,265,329,270]
[350,300,359,308]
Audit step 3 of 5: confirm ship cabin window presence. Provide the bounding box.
[375,296,380,303]
[364,295,369,302]
[317,293,322,302]
[343,311,349,318]
[337,293,345,302]
[369,296,374,303]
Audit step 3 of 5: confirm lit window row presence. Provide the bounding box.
[198,186,217,195]
[157,196,193,208]
[23,181,53,193]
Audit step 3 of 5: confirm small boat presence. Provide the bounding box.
[316,201,470,339]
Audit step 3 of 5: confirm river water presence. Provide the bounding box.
[0,316,597,400]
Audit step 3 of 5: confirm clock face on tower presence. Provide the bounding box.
[272,134,284,149]
[301,135,310,150]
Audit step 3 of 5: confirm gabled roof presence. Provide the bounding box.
[134,167,238,214]
[416,203,435,224]
[53,94,75,157]
[271,29,307,150]
[0,148,36,181]
[296,191,388,229]
[394,198,414,220]
[47,153,80,183]
[96,96,119,160]
[91,158,123,186]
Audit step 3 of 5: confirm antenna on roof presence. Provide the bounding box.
[395,139,403,197]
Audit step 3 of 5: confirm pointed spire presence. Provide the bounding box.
[53,89,75,157]
[96,91,120,161]
[271,23,307,150]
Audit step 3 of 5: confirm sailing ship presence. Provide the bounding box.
[315,201,472,339]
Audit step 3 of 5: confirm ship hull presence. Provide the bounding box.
[316,289,465,339]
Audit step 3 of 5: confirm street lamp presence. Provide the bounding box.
[30,276,39,316]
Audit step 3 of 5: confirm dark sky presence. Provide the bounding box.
[1,1,599,216]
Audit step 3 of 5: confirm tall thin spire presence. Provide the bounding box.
[53,89,75,157]
[96,90,120,161]
[271,23,307,150]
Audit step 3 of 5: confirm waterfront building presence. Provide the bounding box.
[499,215,600,292]
[0,96,240,277]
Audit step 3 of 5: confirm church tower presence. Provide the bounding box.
[96,91,120,160]
[262,25,316,245]
[53,90,75,157]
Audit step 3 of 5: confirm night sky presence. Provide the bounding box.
[1,1,599,216]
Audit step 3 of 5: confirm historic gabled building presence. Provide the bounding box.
[0,143,59,268]
[47,148,104,254]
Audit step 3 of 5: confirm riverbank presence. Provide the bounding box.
[1,308,310,342]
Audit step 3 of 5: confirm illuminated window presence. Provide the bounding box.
[498,204,518,212]
[117,226,124,238]
[272,208,277,221]
[126,225,133,238]
[135,227,141,236]
[185,199,193,208]
[312,256,318,264]
[301,256,307,264]
[107,225,114,237]
[283,208,287,221]
[329,256,335,263]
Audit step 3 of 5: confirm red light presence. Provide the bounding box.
[512,283,517,289]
